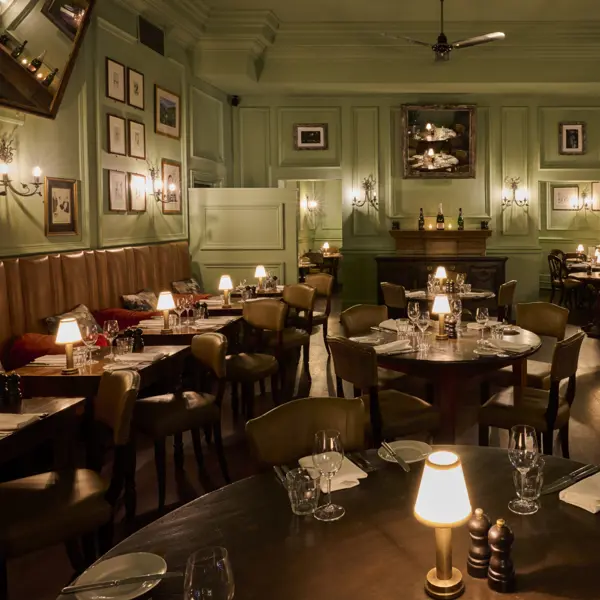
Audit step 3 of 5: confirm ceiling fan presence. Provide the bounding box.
[383,0,505,61]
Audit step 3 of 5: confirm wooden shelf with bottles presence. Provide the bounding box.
[388,229,492,256]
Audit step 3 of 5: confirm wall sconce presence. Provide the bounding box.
[501,177,528,209]
[147,161,178,204]
[570,187,591,212]
[0,132,42,198]
[352,174,379,211]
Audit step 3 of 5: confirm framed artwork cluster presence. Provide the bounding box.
[108,170,147,213]
[107,114,146,159]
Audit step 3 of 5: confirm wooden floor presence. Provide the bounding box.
[9,294,600,600]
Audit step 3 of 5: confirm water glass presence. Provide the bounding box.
[115,338,133,355]
[312,429,345,522]
[73,346,87,368]
[418,331,432,352]
[508,425,539,515]
[464,284,472,293]
[169,314,178,330]
[286,468,320,516]
[512,458,544,515]
[184,547,234,600]
[395,319,410,338]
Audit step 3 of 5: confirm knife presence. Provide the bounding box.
[541,464,600,496]
[61,571,182,594]
[382,441,410,473]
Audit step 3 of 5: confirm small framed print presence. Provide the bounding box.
[293,123,328,150]
[552,185,579,211]
[559,122,586,155]
[44,177,78,236]
[128,119,146,159]
[107,114,126,155]
[106,58,126,103]
[127,67,145,110]
[161,159,182,214]
[108,170,127,212]
[128,173,147,212]
[155,86,181,139]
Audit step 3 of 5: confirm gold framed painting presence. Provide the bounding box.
[44,177,79,236]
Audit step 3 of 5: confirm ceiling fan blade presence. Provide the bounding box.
[452,32,505,49]
[403,36,433,47]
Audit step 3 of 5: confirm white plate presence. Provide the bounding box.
[74,553,167,600]
[378,440,432,464]
[473,347,498,356]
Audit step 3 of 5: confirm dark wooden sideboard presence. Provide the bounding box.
[375,255,508,302]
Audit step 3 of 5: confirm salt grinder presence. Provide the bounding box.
[488,518,516,593]
[467,508,492,578]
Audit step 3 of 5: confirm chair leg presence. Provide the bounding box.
[65,539,85,575]
[154,439,167,511]
[549,287,555,305]
[213,421,231,483]
[190,429,205,475]
[478,424,489,446]
[241,383,254,419]
[123,440,137,521]
[543,431,553,456]
[270,373,280,405]
[480,381,490,406]
[173,433,184,470]
[81,533,97,566]
[98,520,114,555]
[558,287,565,307]
[323,321,330,355]
[303,342,311,380]
[259,380,266,396]
[560,423,570,459]
[231,382,240,421]
[203,425,213,445]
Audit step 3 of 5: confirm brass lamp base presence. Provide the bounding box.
[425,567,465,600]
[61,367,79,375]
[435,333,449,340]
[161,328,173,334]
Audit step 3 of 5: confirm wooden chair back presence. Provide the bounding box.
[340,304,388,337]
[380,282,406,309]
[516,302,569,341]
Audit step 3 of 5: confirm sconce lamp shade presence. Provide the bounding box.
[156,291,176,311]
[577,244,585,253]
[255,265,267,278]
[432,295,451,315]
[434,266,447,280]
[32,166,42,178]
[414,451,471,528]
[55,318,82,344]
[218,275,233,290]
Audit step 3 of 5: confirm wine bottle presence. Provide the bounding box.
[418,207,425,231]
[0,32,9,47]
[458,207,464,231]
[11,39,27,59]
[27,50,46,73]
[42,68,58,87]
[436,203,445,230]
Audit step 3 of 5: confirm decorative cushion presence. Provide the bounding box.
[122,290,158,311]
[45,304,99,336]
[172,278,203,295]
[93,308,160,330]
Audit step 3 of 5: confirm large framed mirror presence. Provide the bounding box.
[401,104,477,179]
[0,0,96,119]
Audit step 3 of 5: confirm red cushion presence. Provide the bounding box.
[93,308,161,330]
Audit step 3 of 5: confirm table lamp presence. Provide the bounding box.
[255,265,266,289]
[576,244,585,256]
[432,294,451,340]
[157,291,175,334]
[55,317,82,375]
[219,274,233,307]
[322,241,330,254]
[434,266,447,289]
[414,451,472,600]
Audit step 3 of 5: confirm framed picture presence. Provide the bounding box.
[401,104,476,179]
[293,124,328,150]
[559,122,586,155]
[128,173,147,212]
[552,185,579,211]
[128,119,146,159]
[41,0,88,41]
[106,58,126,103]
[108,170,127,212]
[127,68,144,110]
[591,182,600,211]
[44,177,78,236]
[161,159,182,214]
[155,86,181,139]
[107,114,126,156]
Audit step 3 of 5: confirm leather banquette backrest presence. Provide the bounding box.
[0,241,190,361]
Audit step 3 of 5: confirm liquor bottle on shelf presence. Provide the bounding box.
[436,203,445,230]
[27,50,46,73]
[42,68,58,87]
[11,39,27,59]
[458,207,464,231]
[0,32,9,47]
[418,207,425,231]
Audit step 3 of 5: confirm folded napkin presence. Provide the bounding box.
[461,292,488,298]
[379,319,400,332]
[298,456,367,492]
[406,290,426,298]
[487,340,533,353]
[0,413,44,431]
[114,352,166,363]
[560,472,600,513]
[31,355,67,367]
[466,323,485,330]
[373,339,411,355]
[138,320,164,328]
[349,335,380,345]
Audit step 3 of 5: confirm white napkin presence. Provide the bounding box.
[466,323,485,330]
[406,290,426,298]
[378,319,399,332]
[298,456,367,492]
[114,352,166,363]
[560,472,600,513]
[487,340,533,353]
[138,320,163,328]
[31,355,66,366]
[461,292,488,298]
[0,413,44,431]
[373,339,411,355]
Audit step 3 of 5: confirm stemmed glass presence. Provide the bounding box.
[174,297,186,329]
[508,425,539,515]
[416,310,430,349]
[81,323,100,365]
[451,299,463,334]
[102,320,119,362]
[184,547,235,600]
[475,307,489,345]
[456,273,466,293]
[184,294,194,325]
[407,301,420,332]
[312,429,345,522]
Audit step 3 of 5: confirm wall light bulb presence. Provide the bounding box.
[168,183,176,192]
[32,166,41,178]
[0,163,8,175]
[153,178,163,192]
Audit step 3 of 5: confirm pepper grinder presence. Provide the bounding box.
[488,518,516,593]
[467,508,492,578]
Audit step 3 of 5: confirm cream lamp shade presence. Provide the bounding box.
[156,291,176,311]
[432,295,451,315]
[577,244,585,253]
[414,451,471,527]
[434,266,447,280]
[255,265,267,278]
[322,241,330,250]
[218,275,233,291]
[55,318,82,344]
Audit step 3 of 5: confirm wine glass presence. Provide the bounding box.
[174,297,186,329]
[416,310,430,350]
[312,429,345,522]
[407,301,420,331]
[103,320,119,361]
[475,307,489,344]
[451,298,463,332]
[81,323,100,365]
[184,294,194,325]
[184,547,234,600]
[508,425,539,515]
[456,273,466,293]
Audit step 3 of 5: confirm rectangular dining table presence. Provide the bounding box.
[138,316,242,346]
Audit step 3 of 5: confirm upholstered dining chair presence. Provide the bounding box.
[0,370,140,599]
[328,336,440,447]
[479,331,585,457]
[497,279,517,322]
[133,333,230,512]
[548,253,582,307]
[246,396,365,466]
[380,282,407,317]
[340,304,388,337]
[304,273,334,354]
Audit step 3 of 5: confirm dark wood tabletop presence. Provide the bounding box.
[139,316,242,345]
[64,446,600,600]
[407,288,496,302]
[570,271,600,285]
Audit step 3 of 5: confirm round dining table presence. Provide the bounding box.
[60,446,600,600]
